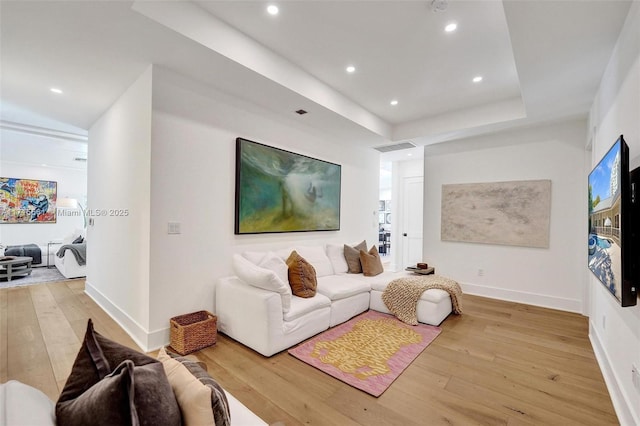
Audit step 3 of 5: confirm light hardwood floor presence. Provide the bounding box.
[0,280,618,425]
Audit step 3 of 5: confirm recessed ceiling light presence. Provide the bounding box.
[472,76,483,83]
[407,153,413,157]
[50,87,63,94]
[346,65,356,73]
[267,5,279,15]
[41,163,48,167]
[390,100,398,106]
[445,22,457,32]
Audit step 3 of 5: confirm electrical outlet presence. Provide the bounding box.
[602,315,606,330]
[478,269,484,277]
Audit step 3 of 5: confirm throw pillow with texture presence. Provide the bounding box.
[158,347,231,426]
[360,245,384,277]
[232,254,291,313]
[56,320,181,426]
[343,240,367,273]
[286,251,317,298]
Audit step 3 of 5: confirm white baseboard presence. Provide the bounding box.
[84,280,170,352]
[589,321,638,426]
[460,282,582,313]
[147,327,170,352]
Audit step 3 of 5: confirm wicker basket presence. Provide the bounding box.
[169,310,217,355]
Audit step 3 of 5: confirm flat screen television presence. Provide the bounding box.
[588,135,637,307]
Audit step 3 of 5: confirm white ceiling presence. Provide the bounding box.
[0,0,634,158]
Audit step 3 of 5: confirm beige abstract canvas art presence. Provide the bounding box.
[441,179,552,248]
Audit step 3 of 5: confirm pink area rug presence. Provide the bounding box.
[288,310,441,397]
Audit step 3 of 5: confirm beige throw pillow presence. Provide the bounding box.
[343,240,367,273]
[158,347,230,426]
[360,245,384,277]
[286,251,317,298]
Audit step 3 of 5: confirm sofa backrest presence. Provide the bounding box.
[276,246,334,277]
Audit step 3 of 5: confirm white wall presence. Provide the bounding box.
[85,66,153,348]
[423,119,588,313]
[588,3,640,424]
[145,69,381,348]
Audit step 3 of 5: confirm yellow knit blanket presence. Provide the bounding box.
[382,275,463,325]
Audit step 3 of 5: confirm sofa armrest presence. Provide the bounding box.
[224,390,268,425]
[216,276,284,356]
[54,248,86,279]
[0,381,56,426]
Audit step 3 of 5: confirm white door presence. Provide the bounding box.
[402,176,423,268]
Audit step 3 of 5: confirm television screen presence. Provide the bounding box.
[588,135,637,306]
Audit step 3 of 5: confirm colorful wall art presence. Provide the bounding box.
[235,138,341,234]
[0,177,57,224]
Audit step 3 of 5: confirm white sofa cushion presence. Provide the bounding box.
[0,380,56,426]
[276,246,334,277]
[242,251,289,285]
[257,252,289,286]
[242,251,267,265]
[61,229,85,245]
[225,391,267,425]
[283,293,331,322]
[316,275,371,301]
[292,246,334,277]
[325,244,348,274]
[349,270,403,288]
[232,254,292,313]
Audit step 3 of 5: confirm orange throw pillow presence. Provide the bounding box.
[359,245,384,277]
[286,251,317,298]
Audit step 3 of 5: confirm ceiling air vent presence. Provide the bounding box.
[74,157,87,162]
[374,141,416,153]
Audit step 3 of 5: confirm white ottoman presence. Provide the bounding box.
[368,273,453,326]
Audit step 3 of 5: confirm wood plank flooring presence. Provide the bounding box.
[0,280,618,425]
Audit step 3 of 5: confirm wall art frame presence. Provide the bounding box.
[0,177,57,224]
[441,179,551,248]
[235,138,341,234]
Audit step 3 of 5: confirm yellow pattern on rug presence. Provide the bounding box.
[310,318,422,379]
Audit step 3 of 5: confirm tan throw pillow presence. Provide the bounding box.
[286,251,317,298]
[343,240,367,273]
[158,348,230,426]
[360,245,384,277]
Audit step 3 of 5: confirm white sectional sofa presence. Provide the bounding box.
[216,244,453,357]
[54,230,86,279]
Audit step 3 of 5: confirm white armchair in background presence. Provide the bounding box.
[54,230,86,279]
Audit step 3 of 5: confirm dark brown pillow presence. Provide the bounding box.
[286,250,317,298]
[56,320,181,426]
[360,245,384,277]
[343,240,367,273]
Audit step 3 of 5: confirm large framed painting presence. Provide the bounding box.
[0,177,57,224]
[441,179,551,248]
[235,138,341,234]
